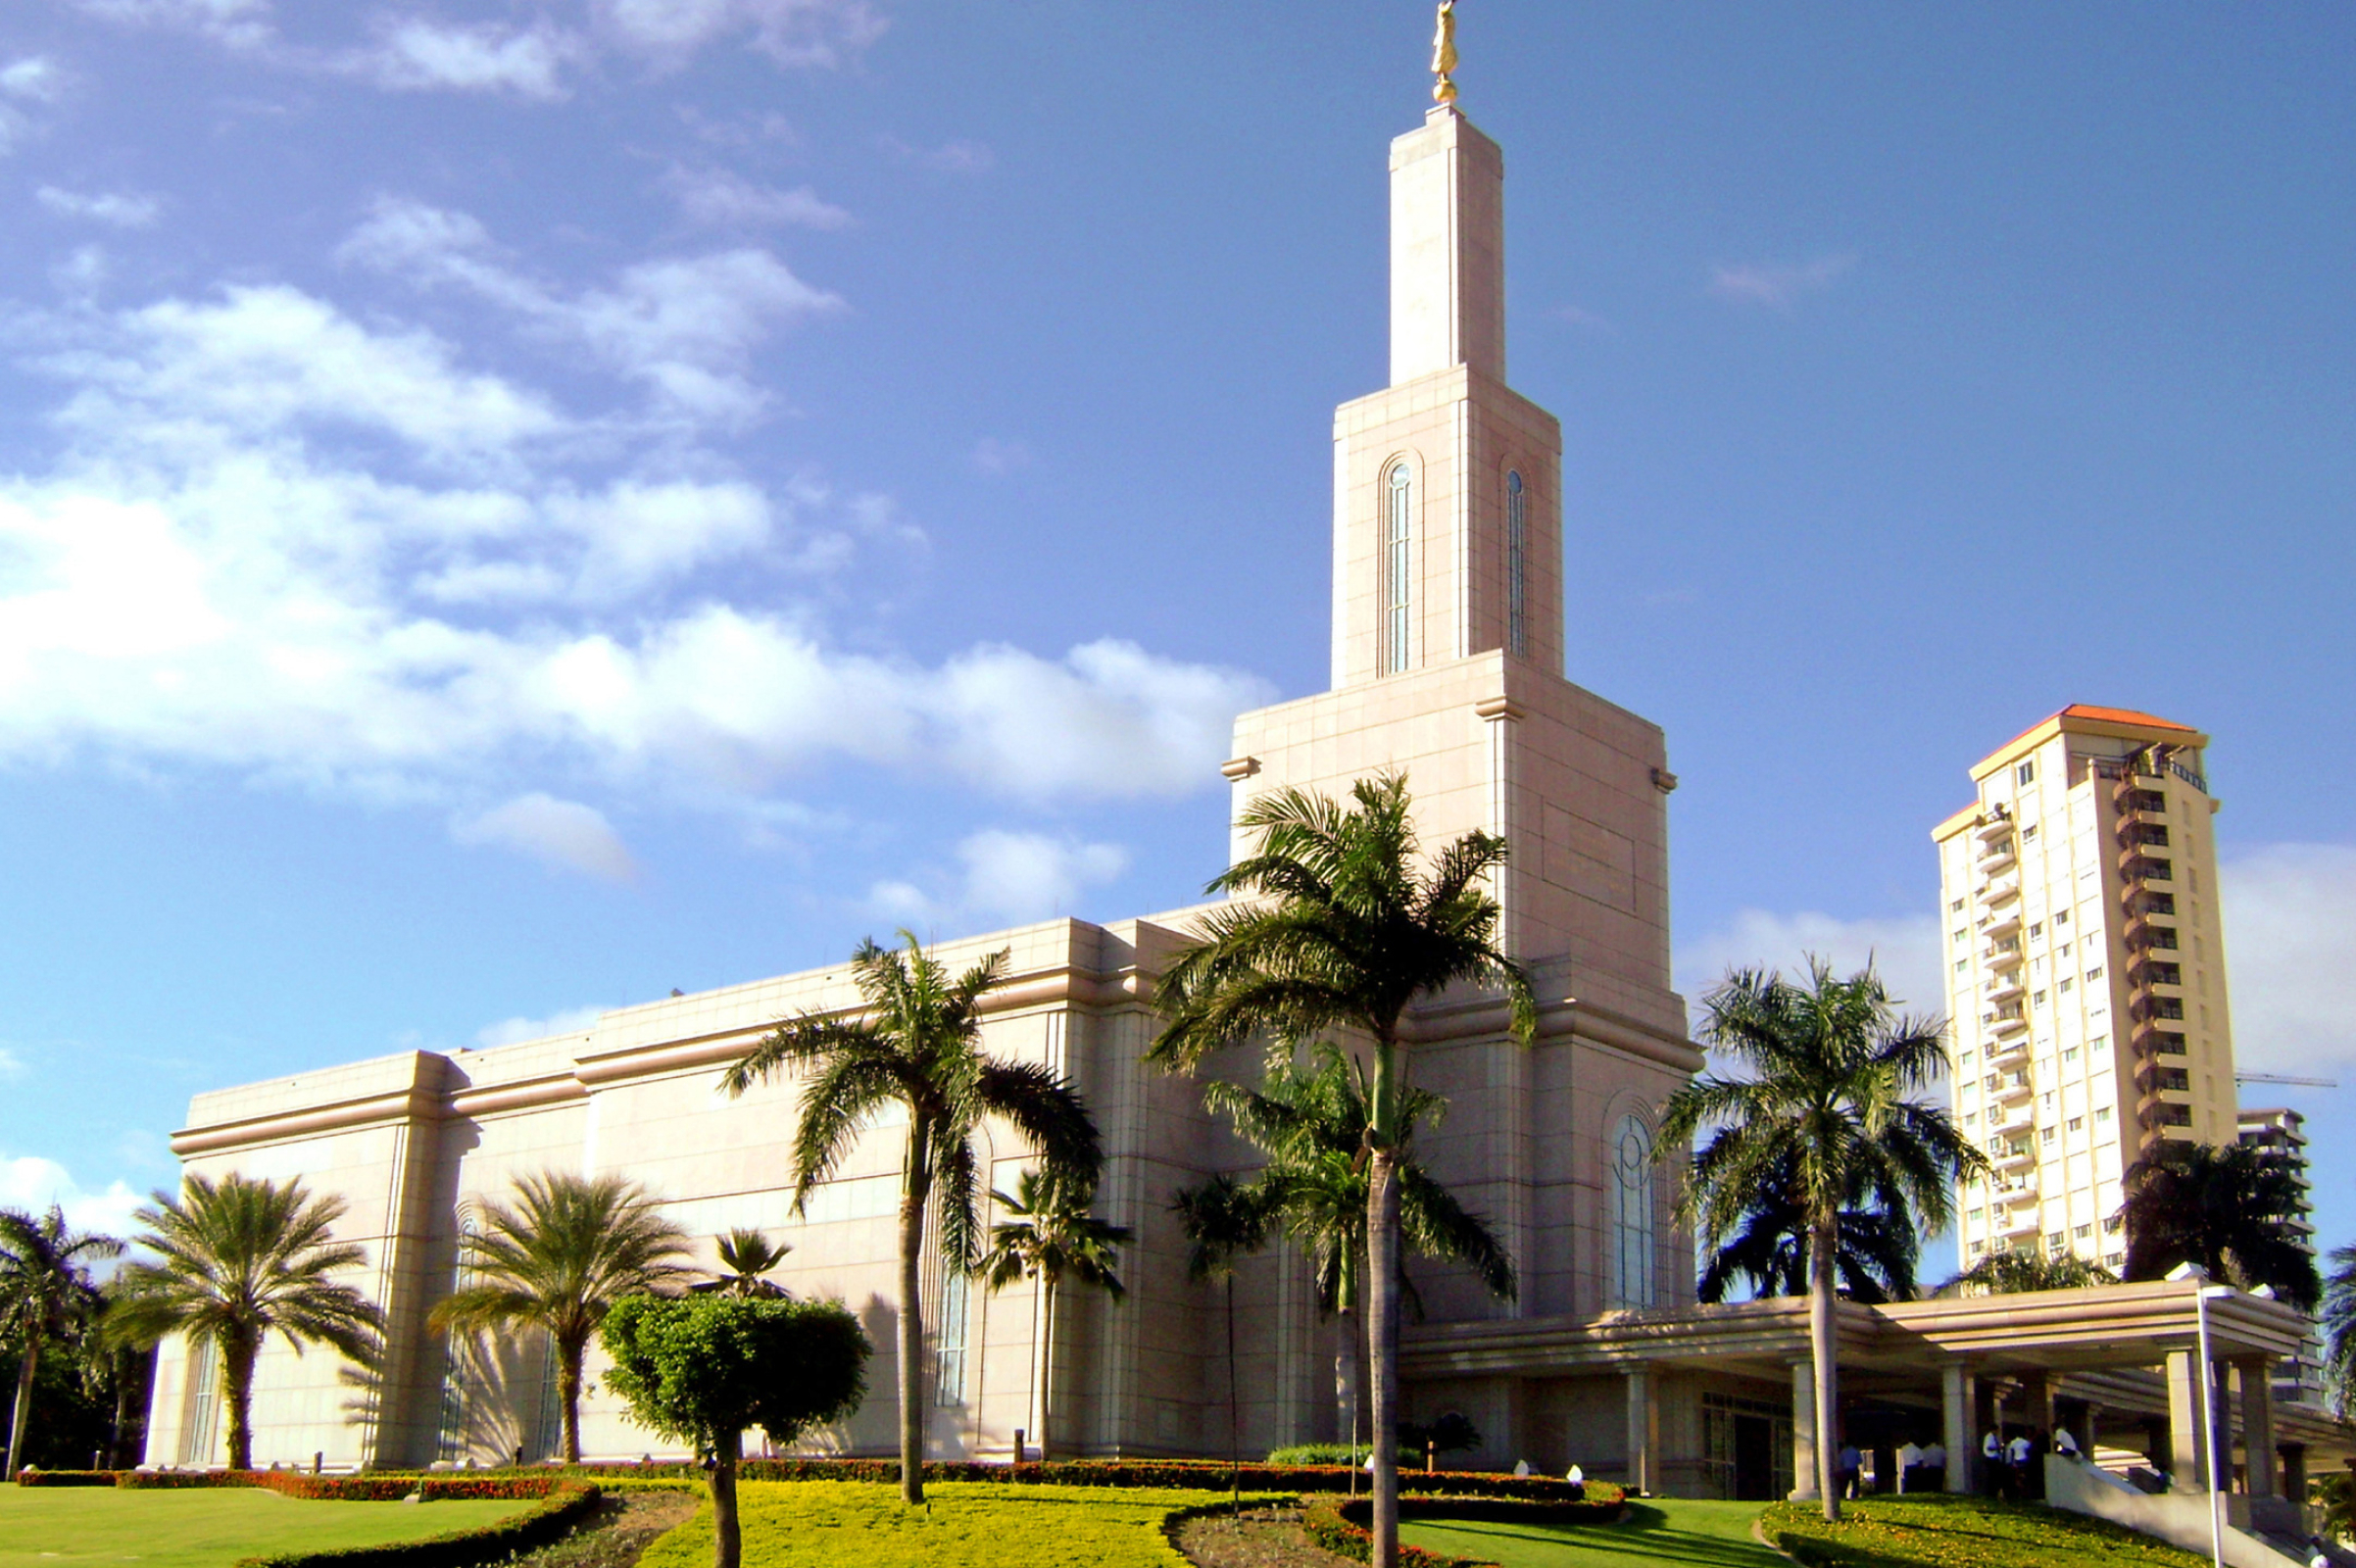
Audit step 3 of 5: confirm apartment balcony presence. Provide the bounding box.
[1990,1073,2034,1104]
[1998,1208,2041,1241]
[2130,1015,2186,1053]
[1978,907,2024,939]
[1985,945,2025,974]
[2119,854,2176,887]
[2122,909,2178,946]
[1985,1010,2029,1039]
[1979,876,2022,908]
[1986,1038,2030,1069]
[1984,976,2026,1008]
[1977,842,2018,875]
[1993,1145,2037,1174]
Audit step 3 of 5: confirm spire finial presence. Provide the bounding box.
[1431,0,1459,107]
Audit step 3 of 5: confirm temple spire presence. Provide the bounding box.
[1431,1,1459,107]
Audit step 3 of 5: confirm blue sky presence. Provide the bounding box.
[1,2,2351,1277]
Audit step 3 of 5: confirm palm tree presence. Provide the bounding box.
[976,1168,1131,1461]
[710,1230,791,1298]
[1206,1041,1517,1439]
[1940,1249,2116,1297]
[1172,1174,1269,1501]
[2325,1245,2356,1419]
[1152,775,1533,1568]
[1657,960,1984,1523]
[426,1172,691,1464]
[2119,1141,2319,1308]
[108,1174,383,1471]
[1694,1157,1921,1305]
[1,1206,123,1478]
[721,931,1103,1505]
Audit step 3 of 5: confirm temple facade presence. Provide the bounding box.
[148,84,1699,1479]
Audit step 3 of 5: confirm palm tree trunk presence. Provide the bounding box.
[1367,1146,1402,1568]
[1037,1277,1056,1462]
[559,1336,585,1464]
[223,1338,258,1472]
[897,1122,931,1506]
[711,1425,742,1568]
[1226,1275,1241,1511]
[1810,1214,1841,1523]
[5,1331,38,1479]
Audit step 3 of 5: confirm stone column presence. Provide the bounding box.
[1790,1361,1819,1501]
[1624,1367,1655,1495]
[2025,1374,2059,1437]
[1941,1364,1974,1494]
[2238,1357,2278,1497]
[2166,1348,2211,1493]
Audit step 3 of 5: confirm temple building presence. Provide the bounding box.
[148,38,2345,1520]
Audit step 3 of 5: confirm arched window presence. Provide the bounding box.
[1608,1115,1656,1308]
[1505,470,1527,658]
[1386,462,1413,674]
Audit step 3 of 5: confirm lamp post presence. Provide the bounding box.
[2170,1262,2235,1568]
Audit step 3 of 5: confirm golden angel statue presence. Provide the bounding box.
[1432,1,1459,107]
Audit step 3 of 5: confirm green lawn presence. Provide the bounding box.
[0,1483,538,1568]
[1762,1492,2212,1568]
[1401,1498,1786,1568]
[634,1480,1272,1568]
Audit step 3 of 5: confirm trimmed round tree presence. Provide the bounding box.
[601,1293,869,1568]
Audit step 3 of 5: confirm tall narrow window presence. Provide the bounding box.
[1386,462,1412,673]
[1609,1115,1657,1308]
[1505,469,1527,657]
[179,1341,221,1466]
[436,1214,479,1462]
[934,1266,970,1406]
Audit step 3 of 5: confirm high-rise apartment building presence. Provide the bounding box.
[2238,1106,2324,1405]
[1933,707,2237,1274]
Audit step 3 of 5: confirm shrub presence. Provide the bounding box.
[110,1471,575,1502]
[233,1481,602,1568]
[13,1469,123,1487]
[1765,1493,2211,1568]
[1266,1444,1419,1467]
[1331,1490,1623,1528]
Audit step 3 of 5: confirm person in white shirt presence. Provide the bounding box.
[1897,1442,1924,1493]
[2054,1427,2082,1460]
[1982,1430,2003,1496]
[2006,1432,2034,1499]
[1922,1441,1947,1493]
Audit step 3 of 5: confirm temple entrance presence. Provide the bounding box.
[1734,1415,1776,1500]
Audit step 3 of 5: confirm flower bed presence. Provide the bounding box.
[1331,1488,1625,1527]
[13,1469,123,1487]
[1301,1499,1488,1568]
[108,1472,575,1501]
[234,1481,601,1568]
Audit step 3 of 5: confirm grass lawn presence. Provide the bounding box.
[1401,1498,1787,1568]
[1762,1492,2212,1568]
[0,1482,538,1568]
[634,1480,1277,1568]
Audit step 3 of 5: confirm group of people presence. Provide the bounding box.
[1979,1424,2083,1500]
[1831,1440,1948,1496]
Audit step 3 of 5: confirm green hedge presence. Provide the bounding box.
[1301,1500,1488,1568]
[1330,1489,1624,1529]
[558,1456,1588,1499]
[232,1481,601,1568]
[13,1469,123,1487]
[1266,1444,1421,1467]
[105,1472,573,1500]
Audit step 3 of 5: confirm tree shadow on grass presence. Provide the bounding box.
[1409,1503,1787,1568]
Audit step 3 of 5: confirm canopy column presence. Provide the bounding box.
[1624,1367,1655,1495]
[1940,1363,1974,1494]
[1789,1361,1819,1501]
[2238,1357,2277,1497]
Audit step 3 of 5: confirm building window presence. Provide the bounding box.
[1954,958,1968,976]
[1505,469,1527,657]
[1951,899,1965,913]
[2023,824,2038,842]
[2085,966,2103,983]
[2029,922,2043,940]
[179,1339,221,1467]
[2095,1106,2112,1124]
[2055,908,2070,926]
[1608,1115,1657,1308]
[2018,760,2037,786]
[438,1213,480,1462]
[1385,462,1413,674]
[935,1264,970,1407]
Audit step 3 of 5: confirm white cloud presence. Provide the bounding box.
[1,56,66,103]
[2221,843,2356,1074]
[663,168,851,230]
[74,0,273,49]
[1710,254,1855,309]
[592,0,886,70]
[37,186,164,227]
[1675,907,1945,1036]
[341,197,842,426]
[475,1003,607,1049]
[868,828,1130,927]
[455,793,638,881]
[972,437,1030,475]
[0,1046,24,1078]
[0,1152,147,1239]
[885,135,996,174]
[353,20,577,100]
